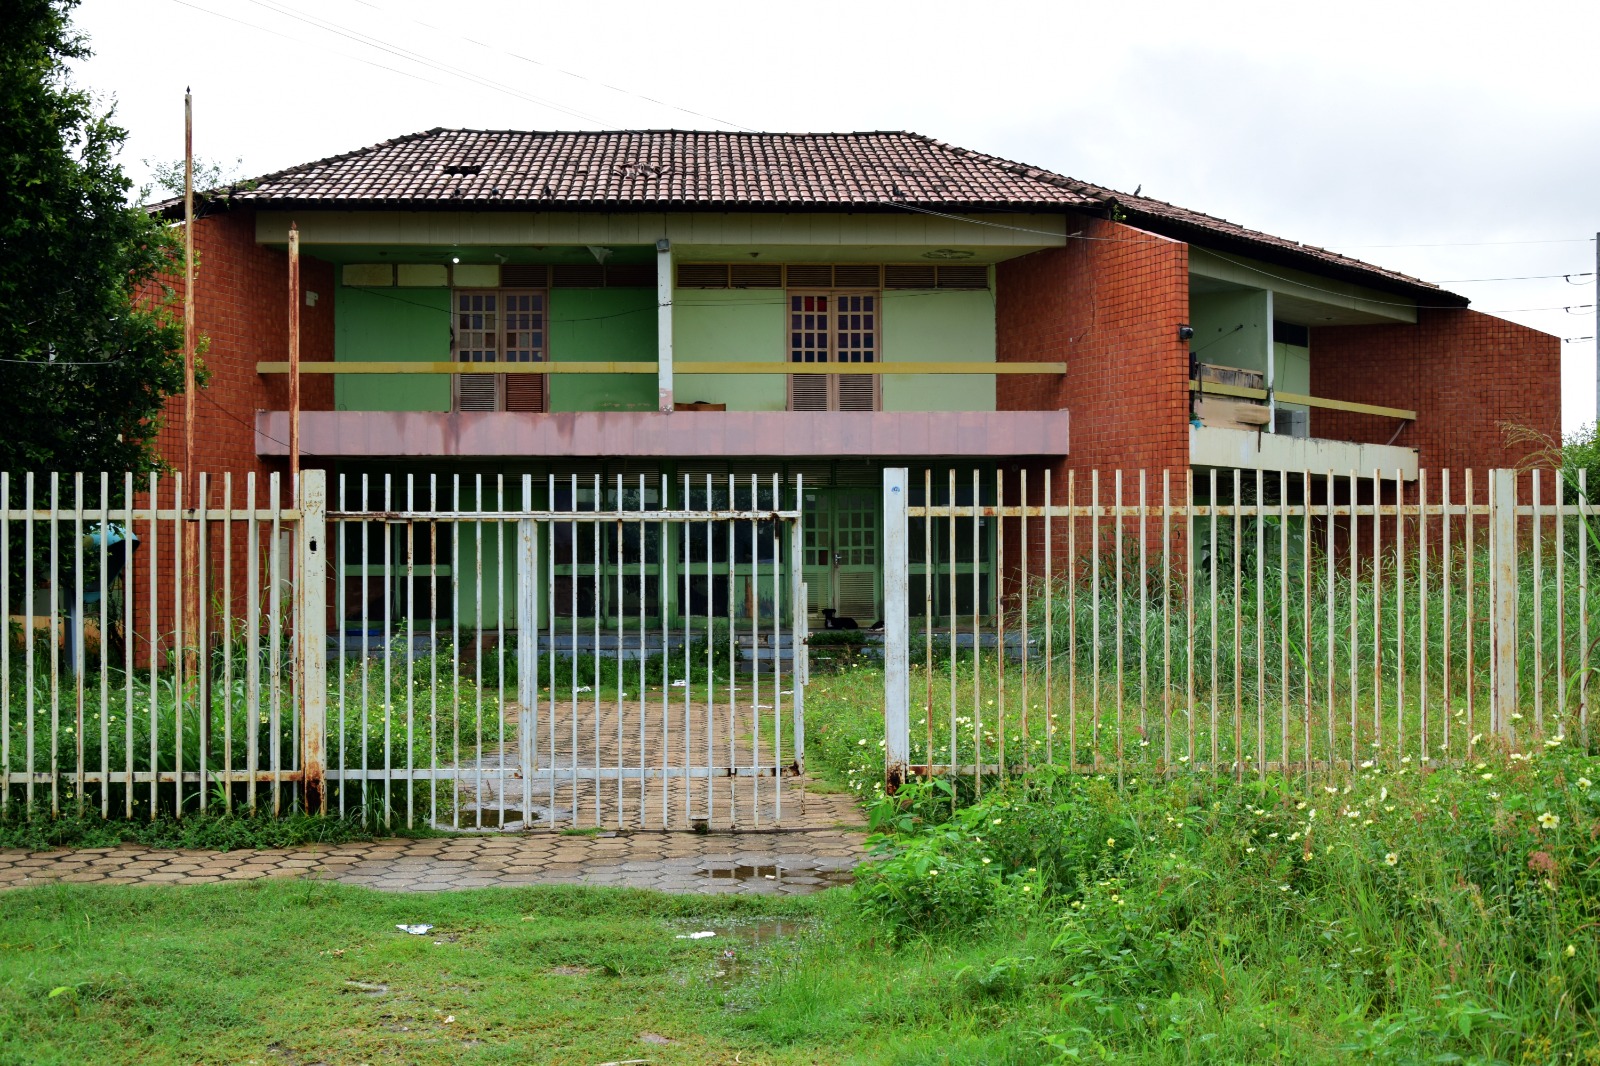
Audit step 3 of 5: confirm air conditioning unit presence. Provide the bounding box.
[1274,407,1309,439]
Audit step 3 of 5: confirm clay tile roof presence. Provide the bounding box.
[227,128,1098,210]
[172,128,1461,303]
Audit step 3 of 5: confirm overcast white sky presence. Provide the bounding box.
[72,0,1600,433]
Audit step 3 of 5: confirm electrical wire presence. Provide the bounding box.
[238,0,620,128]
[1441,272,1595,283]
[200,389,291,451]
[344,0,755,132]
[166,0,445,87]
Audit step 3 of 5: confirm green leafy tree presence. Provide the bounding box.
[0,0,185,477]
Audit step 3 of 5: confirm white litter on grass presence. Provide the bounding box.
[396,924,434,935]
[675,930,716,940]
[670,679,688,687]
[576,685,592,693]
[778,690,794,696]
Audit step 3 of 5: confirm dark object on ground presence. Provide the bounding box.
[822,608,858,630]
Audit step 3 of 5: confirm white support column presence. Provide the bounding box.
[517,474,538,783]
[883,467,910,792]
[1490,468,1519,736]
[1264,289,1276,432]
[656,237,673,412]
[297,468,327,813]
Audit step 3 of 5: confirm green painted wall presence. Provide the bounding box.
[549,288,656,412]
[334,286,451,411]
[672,289,786,410]
[881,289,995,411]
[1189,289,1269,374]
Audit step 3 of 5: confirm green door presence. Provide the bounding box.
[803,488,880,626]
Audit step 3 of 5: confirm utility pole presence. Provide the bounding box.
[288,221,300,501]
[182,89,199,681]
[1594,232,1598,429]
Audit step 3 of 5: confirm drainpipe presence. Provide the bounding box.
[1264,289,1276,433]
[657,237,673,412]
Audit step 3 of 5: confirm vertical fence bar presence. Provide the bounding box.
[1441,470,1451,760]
[1556,468,1566,741]
[299,469,327,814]
[949,469,958,778]
[1231,469,1242,782]
[924,469,935,774]
[1372,470,1383,766]
[1279,469,1288,781]
[682,474,692,825]
[73,473,85,813]
[749,473,761,826]
[452,474,463,830]
[1395,469,1405,766]
[1091,470,1101,772]
[1162,470,1171,770]
[1418,470,1429,764]
[24,473,36,812]
[1466,470,1476,757]
[1490,468,1519,737]
[1581,469,1590,746]
[379,474,392,824]
[547,474,557,827]
[996,468,1006,776]
[1068,470,1077,769]
[1021,468,1030,769]
[49,474,61,815]
[404,476,416,826]
[359,475,370,820]
[792,474,806,783]
[196,473,208,811]
[269,473,283,816]
[146,472,158,817]
[588,475,598,827]
[167,473,178,816]
[1209,469,1218,774]
[772,472,783,821]
[1185,473,1195,770]
[973,469,982,789]
[567,474,577,828]
[1348,470,1358,773]
[660,474,669,827]
[1324,470,1334,782]
[99,473,110,817]
[1045,468,1055,767]
[704,474,713,825]
[1139,470,1147,767]
[1533,469,1544,736]
[1113,470,1123,784]
[429,477,440,827]
[1254,468,1264,779]
[331,475,341,816]
[643,474,650,825]
[245,474,259,814]
[884,468,910,792]
[519,476,537,827]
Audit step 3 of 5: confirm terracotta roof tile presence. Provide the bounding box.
[230,129,1097,209]
[178,128,1460,302]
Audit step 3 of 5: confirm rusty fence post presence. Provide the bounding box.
[1489,468,1519,738]
[298,468,328,814]
[884,468,910,794]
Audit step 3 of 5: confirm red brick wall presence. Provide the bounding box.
[129,207,335,664]
[1310,308,1560,473]
[994,216,1192,599]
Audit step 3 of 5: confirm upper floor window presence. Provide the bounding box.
[788,290,879,412]
[453,288,546,412]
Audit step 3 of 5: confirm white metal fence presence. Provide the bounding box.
[1,470,806,829]
[882,466,1594,791]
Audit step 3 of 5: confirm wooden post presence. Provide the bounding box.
[182,90,199,679]
[288,222,301,501]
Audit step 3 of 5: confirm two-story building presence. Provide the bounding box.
[153,128,1560,635]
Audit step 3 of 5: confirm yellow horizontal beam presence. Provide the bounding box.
[1188,380,1415,421]
[256,360,1066,376]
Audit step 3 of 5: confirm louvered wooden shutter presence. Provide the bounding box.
[456,374,499,411]
[505,374,546,412]
[785,265,833,288]
[834,292,878,412]
[501,264,549,287]
[552,263,606,287]
[836,374,876,411]
[936,265,989,289]
[885,265,937,289]
[790,371,830,411]
[833,264,882,288]
[603,264,654,287]
[677,263,728,287]
[728,263,782,288]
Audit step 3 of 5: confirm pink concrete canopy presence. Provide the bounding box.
[256,410,1070,459]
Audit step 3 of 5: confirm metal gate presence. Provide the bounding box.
[329,471,808,831]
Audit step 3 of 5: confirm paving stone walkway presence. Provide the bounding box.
[0,791,869,896]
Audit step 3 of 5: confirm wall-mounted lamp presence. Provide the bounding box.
[1177,324,1195,341]
[655,238,671,253]
[451,256,460,264]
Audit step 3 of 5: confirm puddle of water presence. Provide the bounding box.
[701,920,809,986]
[547,965,593,977]
[702,864,853,890]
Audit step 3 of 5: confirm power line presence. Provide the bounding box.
[1441,272,1595,283]
[1336,237,1598,249]
[238,0,621,128]
[345,0,756,132]
[166,0,445,87]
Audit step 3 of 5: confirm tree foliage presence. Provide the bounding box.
[0,0,185,477]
